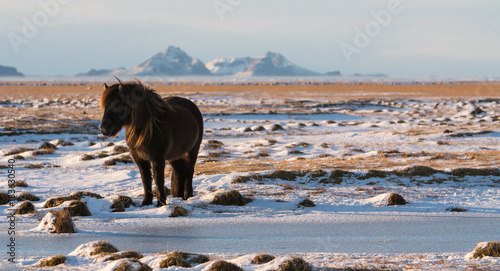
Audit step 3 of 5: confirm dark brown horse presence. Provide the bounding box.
[100,79,203,206]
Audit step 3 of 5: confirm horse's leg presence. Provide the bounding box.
[169,159,186,198]
[183,146,200,199]
[152,159,166,207]
[136,159,153,206]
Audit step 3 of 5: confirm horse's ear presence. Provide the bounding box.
[104,83,108,89]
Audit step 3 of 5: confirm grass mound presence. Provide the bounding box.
[40,142,57,150]
[4,147,33,156]
[251,254,275,264]
[104,156,134,166]
[265,170,305,181]
[205,140,224,149]
[159,251,191,268]
[113,145,129,154]
[104,250,144,262]
[89,241,119,256]
[44,191,103,208]
[470,242,500,259]
[15,201,37,215]
[51,210,76,234]
[279,256,312,271]
[0,191,10,205]
[298,199,316,208]
[113,260,152,271]
[19,192,40,201]
[111,195,136,212]
[170,205,189,217]
[14,180,28,187]
[40,255,66,267]
[209,260,243,271]
[64,200,91,216]
[159,251,210,268]
[387,193,407,206]
[396,165,441,177]
[452,168,500,177]
[211,190,252,206]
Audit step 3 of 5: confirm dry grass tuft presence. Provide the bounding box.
[387,193,407,206]
[44,191,103,208]
[81,154,96,161]
[211,190,252,206]
[39,255,66,267]
[205,140,224,149]
[4,147,34,156]
[15,201,37,215]
[50,209,76,234]
[111,195,136,212]
[32,148,55,156]
[470,242,500,259]
[89,241,119,256]
[113,145,129,154]
[40,142,57,150]
[19,192,40,201]
[298,199,316,208]
[170,205,189,217]
[452,168,500,177]
[0,191,10,205]
[103,250,144,262]
[278,256,312,271]
[104,155,134,166]
[159,251,191,268]
[14,180,28,187]
[251,254,275,264]
[209,260,243,271]
[64,200,91,216]
[396,165,441,177]
[114,260,152,271]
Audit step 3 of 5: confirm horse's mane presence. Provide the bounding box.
[100,79,170,148]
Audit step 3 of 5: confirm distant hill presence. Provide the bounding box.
[205,52,320,76]
[0,65,24,76]
[75,46,340,77]
[128,46,211,76]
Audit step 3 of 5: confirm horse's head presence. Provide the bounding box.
[100,82,130,138]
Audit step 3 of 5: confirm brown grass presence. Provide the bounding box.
[252,254,275,264]
[0,191,10,205]
[387,193,407,206]
[39,255,66,267]
[19,192,40,201]
[279,256,312,271]
[298,199,316,208]
[15,201,37,215]
[211,190,252,206]
[471,242,500,259]
[14,180,28,187]
[103,250,144,262]
[111,195,136,212]
[170,205,189,217]
[45,191,103,208]
[89,241,119,256]
[51,209,76,234]
[104,155,134,166]
[209,260,243,271]
[64,200,92,216]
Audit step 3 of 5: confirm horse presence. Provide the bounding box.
[99,79,203,206]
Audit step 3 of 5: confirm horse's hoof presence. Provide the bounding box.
[141,200,153,206]
[156,202,166,207]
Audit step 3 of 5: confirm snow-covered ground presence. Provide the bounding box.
[0,90,499,270]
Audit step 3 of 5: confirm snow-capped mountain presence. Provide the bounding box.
[75,46,331,77]
[128,46,211,76]
[205,52,320,76]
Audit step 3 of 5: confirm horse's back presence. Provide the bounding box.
[163,96,203,137]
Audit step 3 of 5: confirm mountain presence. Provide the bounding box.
[0,65,24,76]
[205,52,320,76]
[76,68,127,76]
[128,46,211,76]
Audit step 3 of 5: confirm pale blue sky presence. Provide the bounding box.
[1,0,499,78]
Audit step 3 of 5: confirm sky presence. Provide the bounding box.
[1,0,499,78]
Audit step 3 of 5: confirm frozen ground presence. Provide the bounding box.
[0,89,499,270]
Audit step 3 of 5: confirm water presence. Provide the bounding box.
[11,213,500,257]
